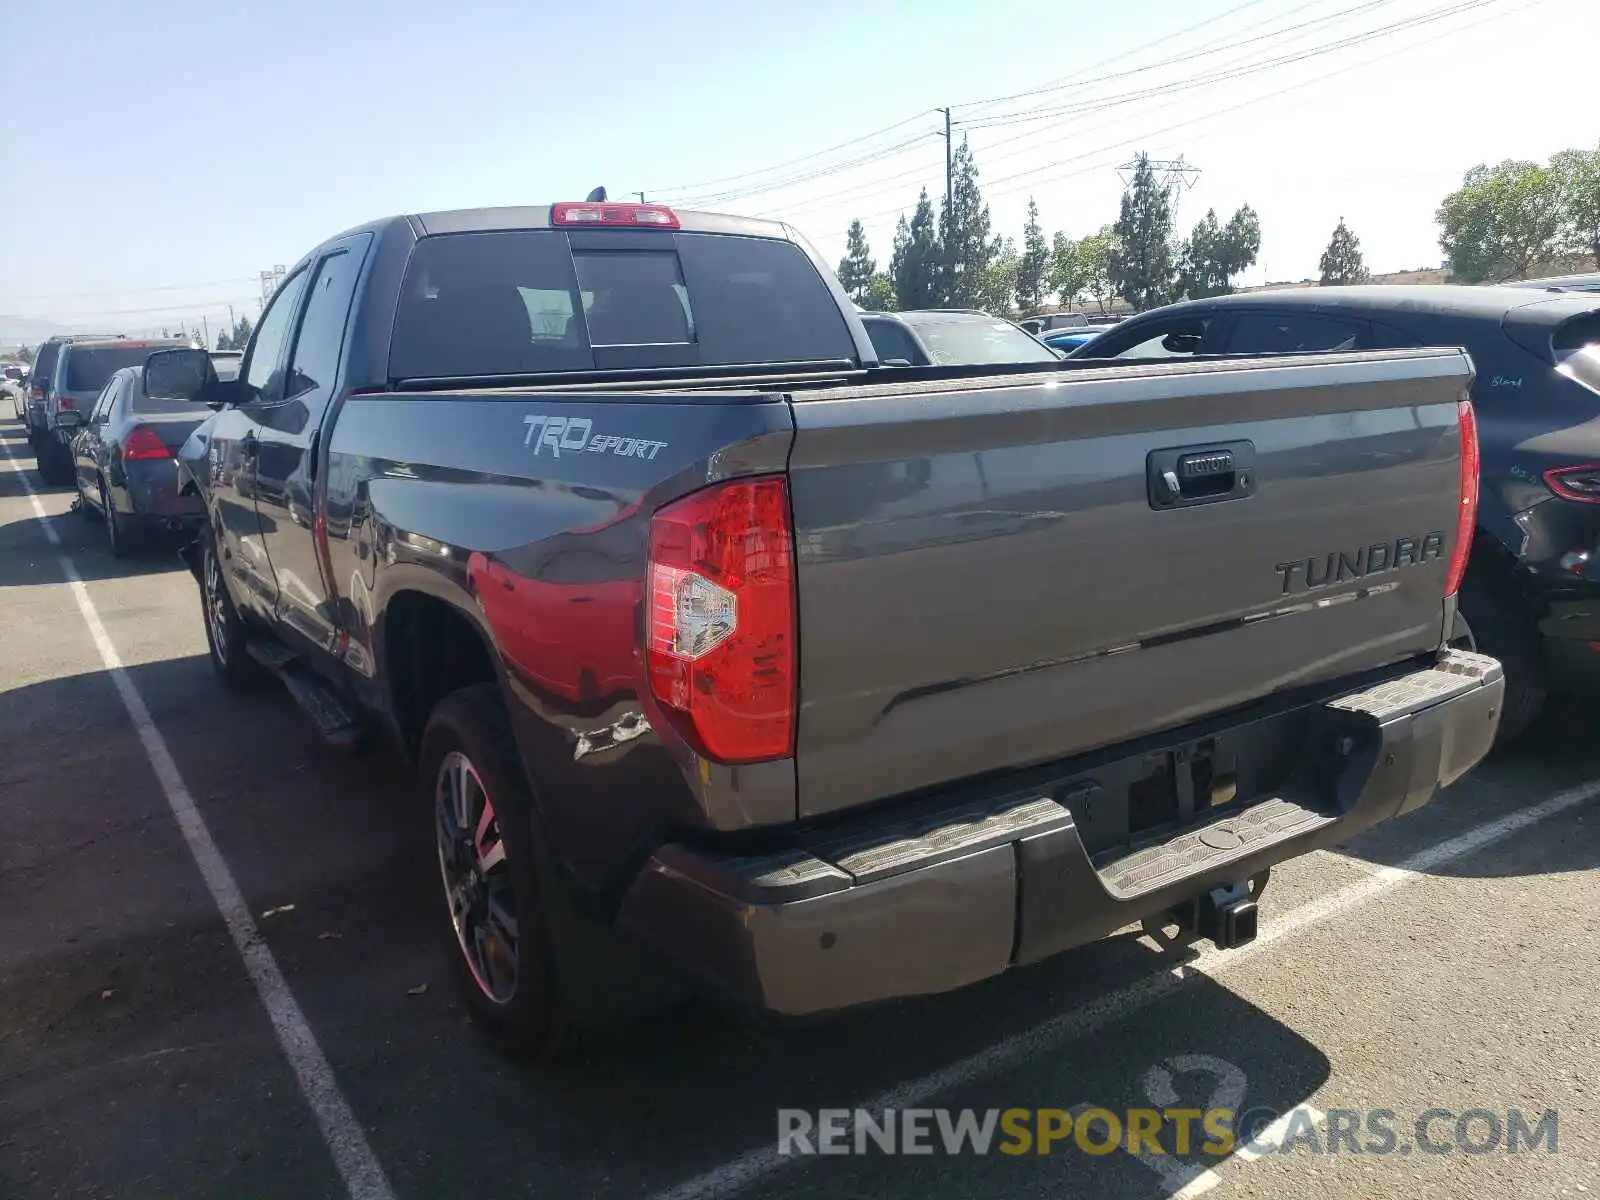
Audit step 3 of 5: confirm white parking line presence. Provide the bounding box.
[651,781,1600,1200]
[0,434,396,1200]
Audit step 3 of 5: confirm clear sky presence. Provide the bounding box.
[1,0,1595,340]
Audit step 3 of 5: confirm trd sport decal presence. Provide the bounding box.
[522,414,668,460]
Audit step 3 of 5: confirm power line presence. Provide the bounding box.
[662,129,940,208]
[726,0,1464,216]
[643,110,936,198]
[957,0,1398,123]
[645,0,1280,203]
[761,0,1506,222]
[960,0,1491,131]
[1,276,258,302]
[840,0,1539,227]
[29,296,260,319]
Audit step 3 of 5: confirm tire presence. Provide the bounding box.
[420,683,566,1057]
[199,528,260,689]
[1457,571,1547,745]
[102,482,133,557]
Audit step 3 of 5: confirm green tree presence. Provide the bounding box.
[16,344,33,366]
[890,190,942,310]
[1046,232,1083,309]
[837,219,877,305]
[937,138,995,308]
[1016,198,1050,315]
[860,273,896,312]
[1076,227,1117,312]
[1176,205,1260,299]
[1553,145,1600,269]
[979,238,1020,317]
[1110,153,1176,311]
[1437,160,1567,283]
[1318,217,1370,285]
[231,314,254,349]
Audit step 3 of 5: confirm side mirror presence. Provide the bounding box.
[145,348,220,406]
[1161,332,1205,354]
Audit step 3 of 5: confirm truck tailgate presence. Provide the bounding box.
[786,349,1473,817]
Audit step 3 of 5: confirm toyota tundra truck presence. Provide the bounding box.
[145,197,1504,1056]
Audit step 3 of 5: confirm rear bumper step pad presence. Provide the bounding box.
[618,650,1504,1016]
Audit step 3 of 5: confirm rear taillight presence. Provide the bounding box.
[57,396,74,411]
[646,476,796,763]
[1445,398,1480,598]
[122,425,172,461]
[1542,463,1600,503]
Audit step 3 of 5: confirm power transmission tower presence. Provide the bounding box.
[258,265,286,306]
[1117,154,1201,225]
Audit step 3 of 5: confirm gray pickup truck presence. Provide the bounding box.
[144,197,1503,1056]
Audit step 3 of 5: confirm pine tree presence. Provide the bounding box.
[890,190,942,310]
[1177,205,1261,299]
[1016,198,1050,315]
[1319,217,1370,285]
[937,138,994,308]
[837,219,877,304]
[1110,153,1176,312]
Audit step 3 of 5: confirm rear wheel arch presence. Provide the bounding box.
[378,586,504,760]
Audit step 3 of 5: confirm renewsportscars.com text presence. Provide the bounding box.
[777,1106,1559,1158]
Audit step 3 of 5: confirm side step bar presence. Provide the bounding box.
[246,638,366,748]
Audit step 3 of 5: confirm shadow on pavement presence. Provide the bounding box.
[1330,700,1600,881]
[0,509,190,584]
[0,652,1337,1200]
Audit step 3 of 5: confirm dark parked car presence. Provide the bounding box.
[71,365,207,556]
[1511,272,1600,294]
[1072,284,1600,741]
[860,309,1062,365]
[32,335,188,484]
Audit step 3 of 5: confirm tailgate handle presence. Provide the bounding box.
[1148,441,1257,509]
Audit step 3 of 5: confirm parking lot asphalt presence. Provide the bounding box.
[1,411,1596,1200]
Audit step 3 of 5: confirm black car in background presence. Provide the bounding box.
[1511,272,1600,294]
[1072,285,1600,742]
[71,365,207,556]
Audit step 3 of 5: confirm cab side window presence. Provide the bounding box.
[1225,312,1368,354]
[263,241,369,434]
[1085,315,1217,360]
[242,269,311,409]
[89,375,121,423]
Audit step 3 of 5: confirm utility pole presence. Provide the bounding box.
[633,191,646,203]
[936,107,954,215]
[202,314,210,349]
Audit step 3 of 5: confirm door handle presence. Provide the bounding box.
[1148,441,1256,509]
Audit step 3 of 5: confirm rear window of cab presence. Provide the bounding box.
[389,229,856,379]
